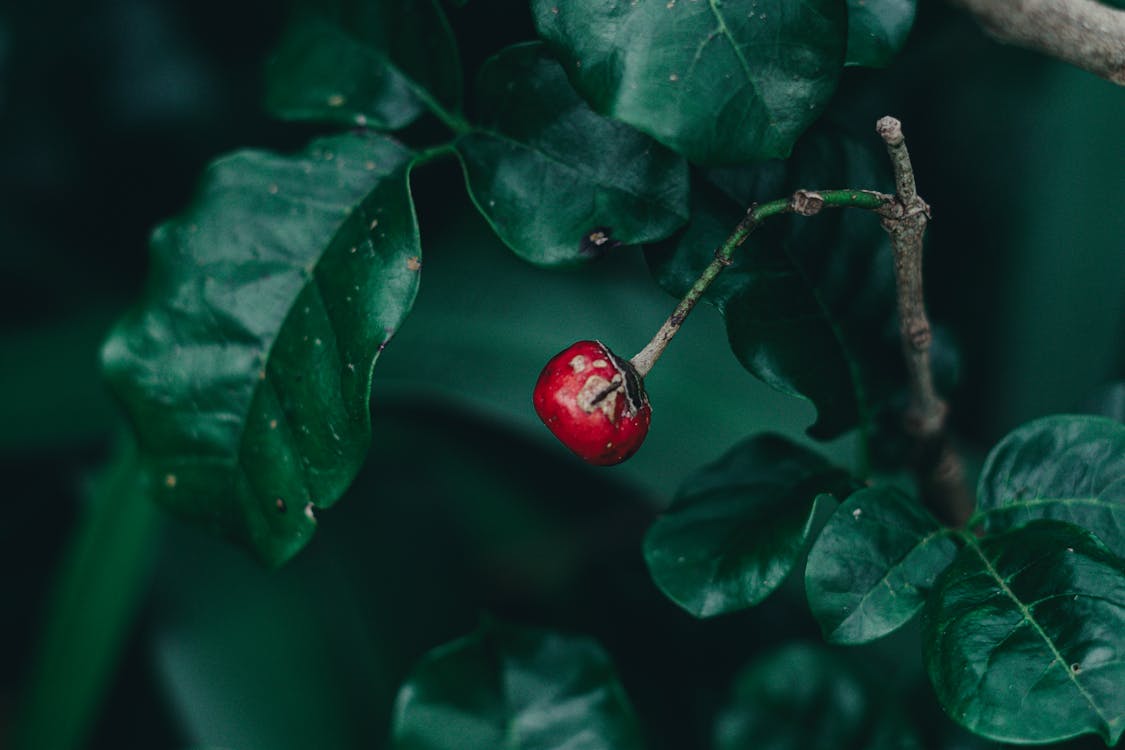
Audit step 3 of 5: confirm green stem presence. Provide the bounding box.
[630,188,892,377]
[411,143,458,167]
[11,442,160,750]
[413,88,471,135]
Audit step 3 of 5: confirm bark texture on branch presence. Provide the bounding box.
[876,117,974,528]
[951,0,1125,85]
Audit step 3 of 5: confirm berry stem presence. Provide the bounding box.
[629,189,892,377]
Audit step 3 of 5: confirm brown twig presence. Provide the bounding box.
[950,0,1125,85]
[876,117,974,528]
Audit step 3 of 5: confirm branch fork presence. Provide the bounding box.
[630,116,973,527]
[875,116,972,527]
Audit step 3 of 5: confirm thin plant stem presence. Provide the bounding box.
[876,116,973,527]
[630,117,973,528]
[630,189,891,377]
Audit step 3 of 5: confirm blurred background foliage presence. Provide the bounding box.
[1,0,1122,748]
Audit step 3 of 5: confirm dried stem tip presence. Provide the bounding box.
[876,116,903,145]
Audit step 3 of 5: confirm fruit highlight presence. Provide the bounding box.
[532,340,651,465]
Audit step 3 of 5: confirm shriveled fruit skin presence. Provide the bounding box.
[533,340,651,465]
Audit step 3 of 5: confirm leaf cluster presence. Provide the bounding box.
[643,415,1125,746]
[78,0,1125,748]
[102,0,918,564]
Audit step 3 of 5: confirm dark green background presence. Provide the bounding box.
[2,0,1122,747]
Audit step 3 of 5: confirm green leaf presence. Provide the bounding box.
[643,434,855,618]
[845,0,916,68]
[11,443,160,750]
[973,415,1125,556]
[456,43,689,267]
[805,486,957,644]
[716,643,922,749]
[101,132,422,566]
[392,620,645,750]
[924,521,1125,745]
[266,0,462,130]
[646,129,901,439]
[532,0,847,165]
[145,397,654,749]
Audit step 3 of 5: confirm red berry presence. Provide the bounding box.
[533,340,652,466]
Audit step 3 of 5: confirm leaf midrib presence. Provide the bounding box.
[463,129,683,216]
[828,525,952,640]
[706,0,760,106]
[226,164,405,516]
[964,536,1113,728]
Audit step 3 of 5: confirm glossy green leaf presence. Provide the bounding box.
[845,0,916,67]
[973,415,1125,556]
[805,486,957,644]
[101,133,421,566]
[716,643,922,749]
[532,0,847,165]
[924,521,1125,745]
[647,129,902,439]
[392,620,645,750]
[644,434,855,618]
[266,0,461,130]
[456,43,689,267]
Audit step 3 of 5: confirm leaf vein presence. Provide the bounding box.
[966,539,1114,727]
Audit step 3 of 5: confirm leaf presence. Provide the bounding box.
[643,434,855,618]
[805,486,957,644]
[11,442,161,750]
[101,132,422,566]
[146,397,654,749]
[845,0,916,68]
[924,520,1125,745]
[973,414,1125,556]
[646,128,902,439]
[531,0,847,165]
[456,43,689,267]
[266,0,461,130]
[392,620,645,750]
[716,643,922,749]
